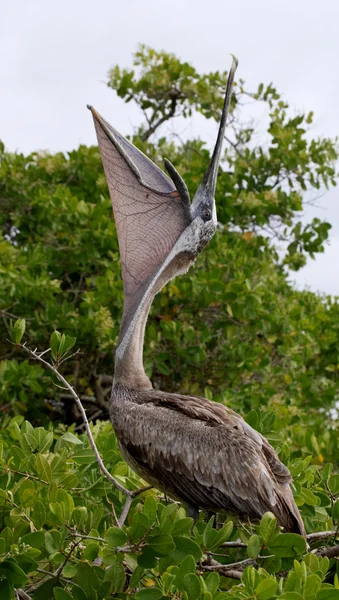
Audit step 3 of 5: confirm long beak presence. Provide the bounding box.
[192,56,238,207]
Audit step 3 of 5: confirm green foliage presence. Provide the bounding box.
[0,416,339,599]
[9,318,26,344]
[1,46,339,597]
[50,331,76,363]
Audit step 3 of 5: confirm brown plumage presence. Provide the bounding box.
[88,57,306,537]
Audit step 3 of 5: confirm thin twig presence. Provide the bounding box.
[219,569,242,580]
[68,529,144,553]
[118,495,133,527]
[58,348,82,366]
[36,569,68,583]
[16,342,131,498]
[1,466,48,486]
[37,348,51,358]
[199,564,242,580]
[132,484,153,497]
[307,530,339,543]
[53,538,82,578]
[203,557,256,571]
[70,532,105,543]
[221,540,247,548]
[15,590,33,600]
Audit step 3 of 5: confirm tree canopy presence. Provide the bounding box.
[0,45,339,599]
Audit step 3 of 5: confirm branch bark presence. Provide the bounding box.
[316,544,339,559]
[307,529,339,543]
[140,96,178,141]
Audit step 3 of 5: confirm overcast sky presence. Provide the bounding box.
[1,0,338,295]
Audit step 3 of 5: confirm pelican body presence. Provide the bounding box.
[88,58,305,536]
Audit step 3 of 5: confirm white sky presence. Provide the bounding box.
[1,0,338,295]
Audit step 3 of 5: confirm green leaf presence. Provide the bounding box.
[10,318,26,344]
[137,546,158,568]
[147,533,175,556]
[320,463,333,481]
[104,562,126,593]
[256,578,278,600]
[32,500,46,528]
[50,330,62,359]
[75,563,99,600]
[45,531,61,555]
[316,591,339,600]
[62,335,76,355]
[304,573,322,598]
[184,573,201,600]
[72,448,96,465]
[62,564,78,579]
[328,475,339,496]
[70,585,87,600]
[83,542,99,561]
[104,526,127,547]
[0,528,13,552]
[36,454,52,483]
[134,588,163,600]
[279,592,304,599]
[175,554,196,591]
[259,512,277,544]
[130,565,144,587]
[0,577,13,599]
[72,506,88,529]
[204,571,220,594]
[54,588,74,600]
[60,432,83,446]
[172,517,193,535]
[247,534,261,558]
[22,531,45,548]
[300,487,319,506]
[209,521,233,550]
[171,536,202,561]
[203,515,216,548]
[241,566,260,592]
[0,560,27,587]
[268,533,307,557]
[143,495,157,524]
[34,578,59,600]
[19,479,37,507]
[131,512,150,542]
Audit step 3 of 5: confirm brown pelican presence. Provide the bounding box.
[88,58,305,536]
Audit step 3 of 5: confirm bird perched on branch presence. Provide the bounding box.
[88,57,305,537]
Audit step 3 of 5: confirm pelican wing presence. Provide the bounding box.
[89,107,191,337]
[112,389,305,535]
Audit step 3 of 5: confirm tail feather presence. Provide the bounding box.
[273,485,306,538]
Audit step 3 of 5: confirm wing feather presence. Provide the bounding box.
[112,389,287,519]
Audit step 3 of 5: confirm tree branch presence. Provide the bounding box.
[221,540,247,548]
[15,590,33,600]
[307,530,339,543]
[140,96,178,141]
[199,559,243,580]
[316,544,339,559]
[2,466,48,485]
[203,557,256,571]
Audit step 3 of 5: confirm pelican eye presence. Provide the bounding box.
[203,208,212,222]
